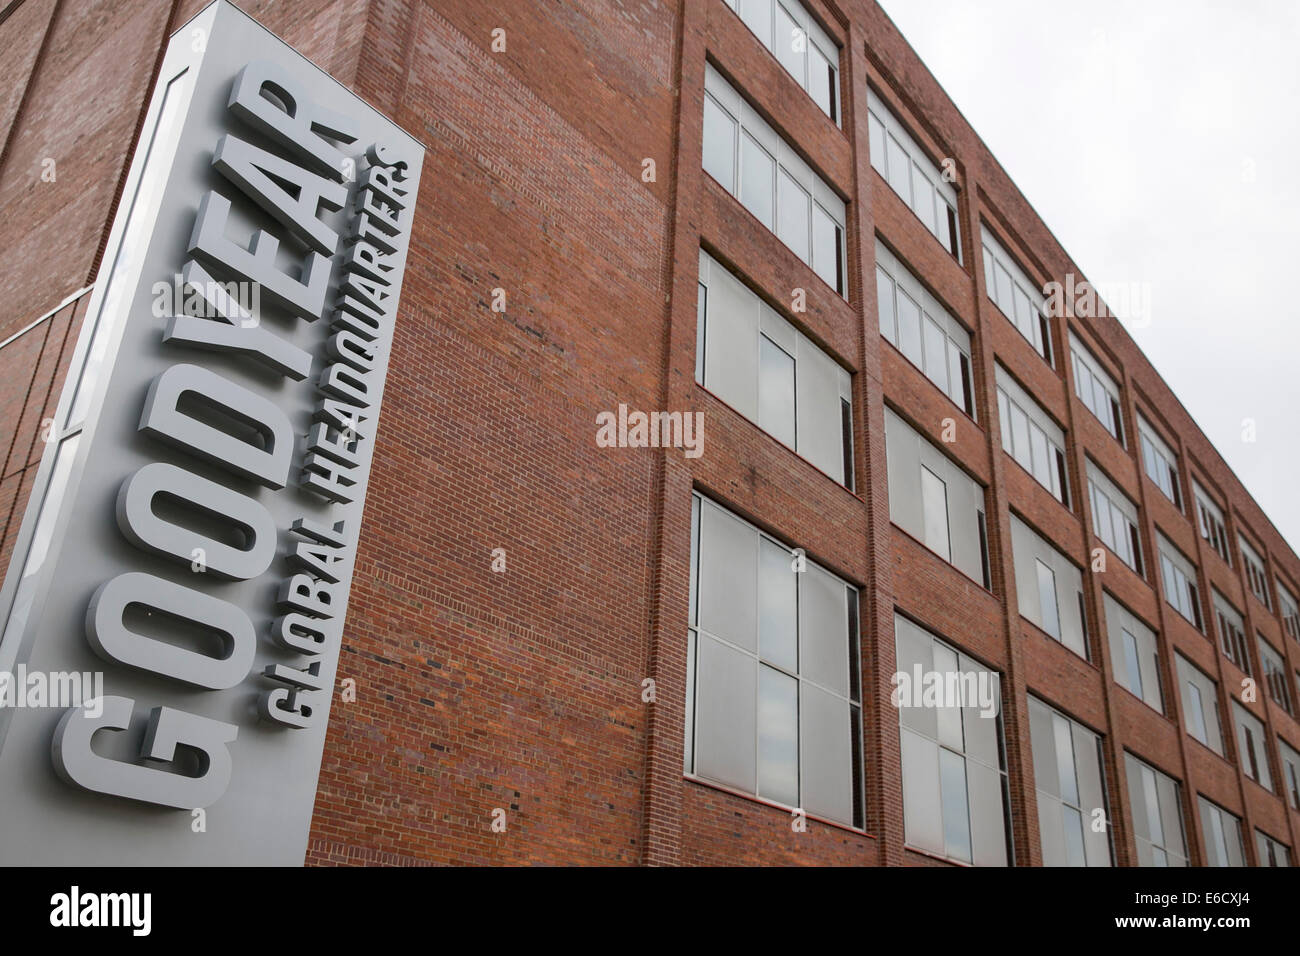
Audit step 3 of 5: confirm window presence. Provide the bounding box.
[1279,581,1300,643]
[1137,417,1182,511]
[867,89,962,262]
[697,250,852,483]
[1198,798,1245,867]
[1193,483,1231,565]
[1011,516,1088,659]
[1212,591,1250,675]
[1232,700,1272,792]
[981,225,1051,364]
[996,366,1069,506]
[885,408,990,587]
[875,241,975,417]
[1176,654,1224,755]
[758,335,796,447]
[1105,594,1163,713]
[724,0,841,124]
[687,494,864,826]
[703,66,848,296]
[1029,697,1112,866]
[1256,830,1291,867]
[1086,461,1142,575]
[1279,738,1300,811]
[1124,754,1188,867]
[1069,333,1123,444]
[1157,534,1202,630]
[921,466,950,561]
[1239,535,1271,610]
[1258,635,1292,714]
[895,615,1010,865]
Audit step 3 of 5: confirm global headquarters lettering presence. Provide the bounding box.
[49,59,415,810]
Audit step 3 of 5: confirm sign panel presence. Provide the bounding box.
[0,0,423,863]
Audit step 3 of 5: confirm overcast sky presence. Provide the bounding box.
[877,0,1300,552]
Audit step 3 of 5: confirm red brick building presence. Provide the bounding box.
[1,0,1297,866]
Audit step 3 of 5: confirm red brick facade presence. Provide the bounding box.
[1,0,1298,866]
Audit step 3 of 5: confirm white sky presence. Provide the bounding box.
[877,0,1300,552]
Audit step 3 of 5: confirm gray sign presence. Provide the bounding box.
[0,0,423,864]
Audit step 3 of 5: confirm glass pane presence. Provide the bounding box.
[758,665,799,806]
[921,466,950,561]
[876,267,895,339]
[809,45,836,121]
[1029,425,1051,487]
[1010,403,1030,468]
[1186,681,1208,743]
[702,96,736,189]
[1054,714,1078,804]
[812,206,840,291]
[922,316,948,391]
[946,343,964,410]
[1037,559,1060,639]
[777,169,810,261]
[740,0,772,47]
[1063,806,1087,866]
[741,133,775,227]
[759,335,796,447]
[997,390,1012,453]
[868,111,886,175]
[897,290,923,366]
[933,642,963,751]
[936,199,954,254]
[994,264,1013,314]
[1123,630,1144,698]
[759,539,797,671]
[912,162,936,233]
[774,5,805,84]
[939,749,972,863]
[887,134,911,204]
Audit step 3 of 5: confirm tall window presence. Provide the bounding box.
[895,615,1010,865]
[697,250,853,485]
[1086,461,1143,575]
[1213,591,1250,675]
[1198,797,1245,867]
[1124,753,1188,867]
[1028,697,1112,866]
[1193,482,1231,565]
[875,241,974,417]
[1232,700,1272,792]
[1157,534,1202,631]
[687,494,864,826]
[1258,636,1292,715]
[723,0,841,124]
[867,90,962,262]
[1011,516,1087,659]
[885,408,990,588]
[1176,654,1224,755]
[1278,582,1300,643]
[1137,416,1182,511]
[1239,535,1272,610]
[1279,739,1300,811]
[1069,333,1124,444]
[1256,830,1291,867]
[703,66,848,296]
[981,225,1052,364]
[996,365,1070,507]
[1105,594,1163,713]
